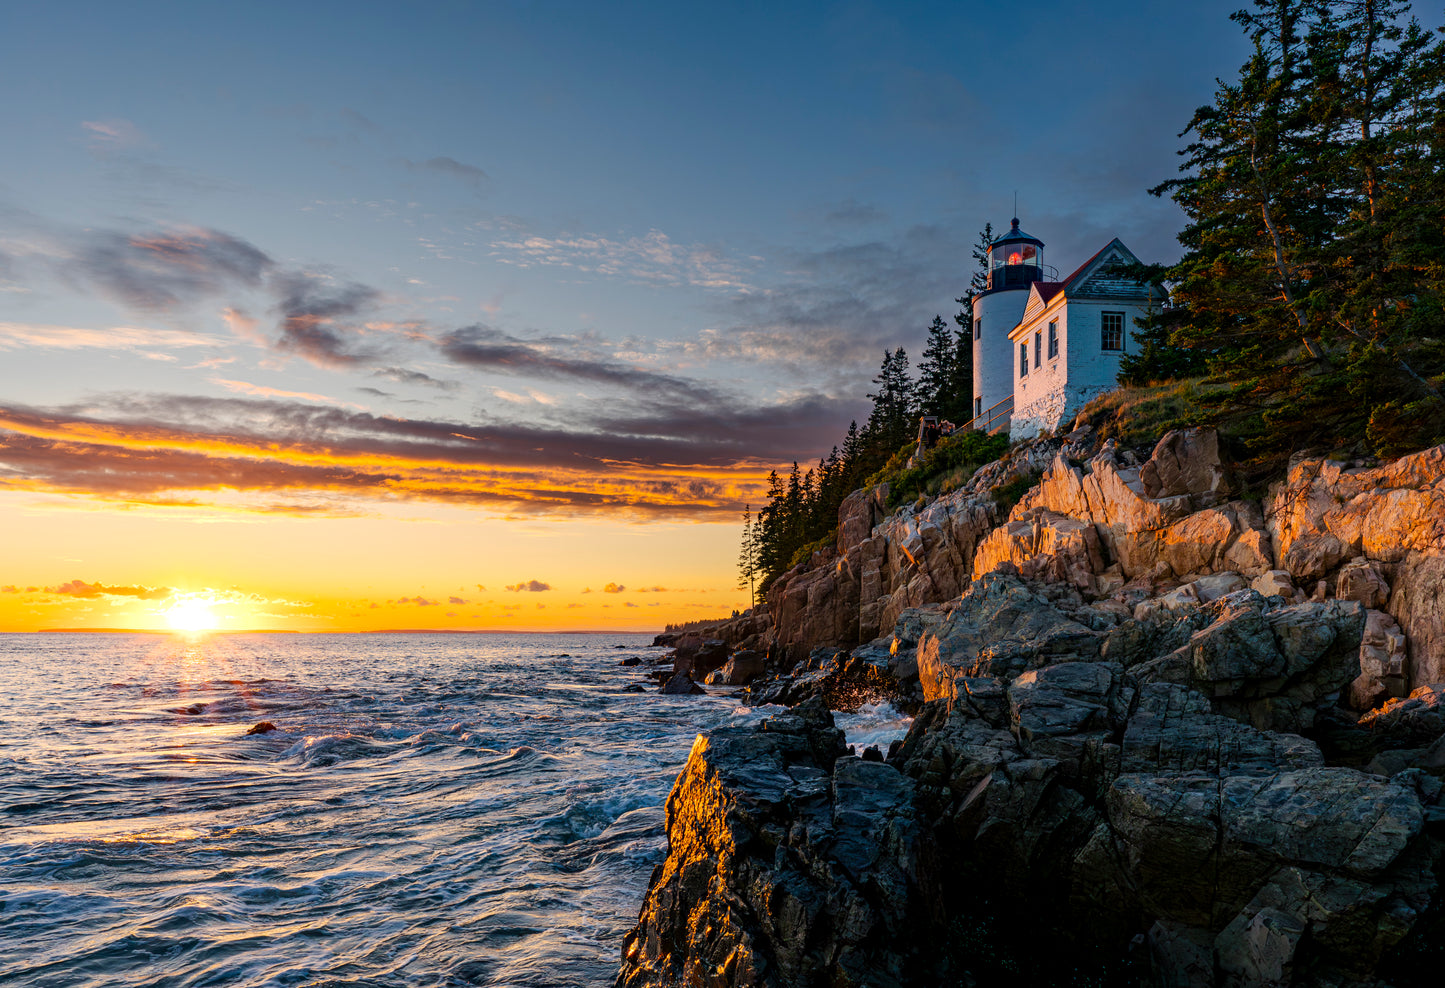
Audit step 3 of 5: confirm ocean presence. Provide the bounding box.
[0,632,911,987]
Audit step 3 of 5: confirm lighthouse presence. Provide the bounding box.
[971,218,1051,428]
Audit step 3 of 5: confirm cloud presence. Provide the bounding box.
[0,390,854,518]
[487,228,752,291]
[373,367,456,390]
[505,580,551,592]
[45,578,171,600]
[407,156,488,190]
[67,227,273,311]
[0,322,219,353]
[602,582,625,593]
[2,585,18,593]
[635,586,669,592]
[269,271,381,368]
[438,324,718,400]
[81,118,147,148]
[210,378,359,406]
[395,596,439,605]
[448,596,467,605]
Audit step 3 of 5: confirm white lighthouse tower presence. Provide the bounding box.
[971,218,1052,429]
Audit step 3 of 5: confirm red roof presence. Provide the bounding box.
[1059,242,1112,289]
[1033,282,1065,304]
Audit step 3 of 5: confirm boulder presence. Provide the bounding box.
[915,573,1101,702]
[1350,609,1410,711]
[1139,427,1235,504]
[617,702,938,988]
[660,672,706,696]
[1358,683,1445,748]
[1251,569,1297,600]
[1337,556,1390,609]
[713,649,766,686]
[1131,594,1366,733]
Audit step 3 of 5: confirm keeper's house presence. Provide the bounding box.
[970,218,1164,440]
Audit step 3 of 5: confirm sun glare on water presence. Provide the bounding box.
[167,598,219,634]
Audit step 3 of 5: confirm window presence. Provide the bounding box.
[1101,311,1124,351]
[1034,332,1042,368]
[1019,342,1029,377]
[975,396,982,417]
[974,318,982,341]
[1048,320,1059,358]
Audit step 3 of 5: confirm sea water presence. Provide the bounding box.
[0,633,910,987]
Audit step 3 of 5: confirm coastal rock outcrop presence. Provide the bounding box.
[765,433,1445,696]
[621,589,1442,987]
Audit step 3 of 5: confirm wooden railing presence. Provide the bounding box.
[961,395,1013,435]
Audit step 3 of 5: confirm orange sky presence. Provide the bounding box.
[0,488,755,631]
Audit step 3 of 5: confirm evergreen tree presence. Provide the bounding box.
[865,347,916,454]
[1149,0,1445,459]
[736,505,757,608]
[916,315,956,417]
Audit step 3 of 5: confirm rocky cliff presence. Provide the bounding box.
[620,432,1445,987]
[765,429,1444,704]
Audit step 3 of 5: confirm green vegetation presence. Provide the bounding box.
[872,429,1009,508]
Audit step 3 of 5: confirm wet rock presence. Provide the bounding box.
[618,656,641,667]
[622,683,646,693]
[660,672,706,696]
[617,702,933,988]
[245,720,278,735]
[713,649,766,686]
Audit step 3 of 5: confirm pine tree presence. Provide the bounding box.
[865,347,916,455]
[736,506,757,608]
[916,315,956,417]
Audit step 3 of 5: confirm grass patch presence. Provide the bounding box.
[788,529,839,570]
[1072,377,1217,452]
[868,430,1011,509]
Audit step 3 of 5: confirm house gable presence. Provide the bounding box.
[1063,238,1158,302]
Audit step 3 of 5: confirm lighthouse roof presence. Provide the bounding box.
[992,217,1043,248]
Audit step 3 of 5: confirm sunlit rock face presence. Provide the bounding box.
[1265,445,1445,684]
[765,432,1444,697]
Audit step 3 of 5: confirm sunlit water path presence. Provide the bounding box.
[0,633,907,987]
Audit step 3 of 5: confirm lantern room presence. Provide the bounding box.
[987,218,1048,290]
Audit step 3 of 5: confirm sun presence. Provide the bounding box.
[166,598,219,634]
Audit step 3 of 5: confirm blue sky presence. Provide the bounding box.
[0,1,1257,627]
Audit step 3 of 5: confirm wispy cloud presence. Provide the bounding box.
[406,156,488,190]
[67,227,273,311]
[0,322,218,352]
[488,228,753,291]
[438,324,715,400]
[81,118,147,148]
[210,378,359,407]
[602,582,625,593]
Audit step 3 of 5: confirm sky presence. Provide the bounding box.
[0,0,1250,632]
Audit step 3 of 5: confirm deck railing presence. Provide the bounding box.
[961,395,1013,435]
